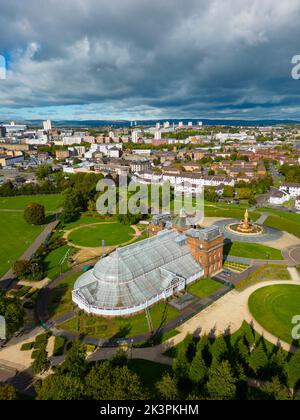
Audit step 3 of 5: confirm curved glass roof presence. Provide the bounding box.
[74,229,204,310]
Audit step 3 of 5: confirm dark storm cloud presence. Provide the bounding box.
[1,0,300,119]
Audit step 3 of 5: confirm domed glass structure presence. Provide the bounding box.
[73,229,205,316]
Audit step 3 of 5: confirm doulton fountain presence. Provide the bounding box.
[226,209,264,236]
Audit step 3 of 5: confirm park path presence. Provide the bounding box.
[0,220,60,289]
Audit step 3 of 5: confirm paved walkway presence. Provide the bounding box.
[0,220,60,290]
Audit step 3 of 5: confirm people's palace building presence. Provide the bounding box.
[72,214,224,317]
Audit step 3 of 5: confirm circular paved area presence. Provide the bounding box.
[213,219,283,243]
[285,245,300,264]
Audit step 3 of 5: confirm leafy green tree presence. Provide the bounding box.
[210,336,228,362]
[36,164,52,180]
[249,342,268,374]
[268,348,288,382]
[204,188,219,203]
[234,338,249,364]
[4,301,25,337]
[244,324,256,348]
[223,186,235,198]
[24,202,45,225]
[85,362,147,400]
[287,350,300,389]
[206,361,237,400]
[36,375,84,400]
[156,373,179,400]
[32,348,50,375]
[0,384,17,400]
[58,340,87,378]
[260,377,291,401]
[172,348,189,379]
[189,351,207,384]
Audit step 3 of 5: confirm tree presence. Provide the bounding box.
[238,188,252,200]
[210,336,228,362]
[36,375,84,400]
[0,384,17,400]
[60,190,82,223]
[12,259,44,281]
[24,202,45,225]
[204,188,219,203]
[36,164,52,180]
[189,351,207,384]
[287,350,300,389]
[234,338,250,364]
[4,302,24,337]
[58,340,87,378]
[206,361,237,400]
[223,186,235,198]
[268,348,288,382]
[172,348,189,380]
[85,362,147,400]
[32,348,50,375]
[260,377,291,401]
[249,342,268,374]
[156,373,179,400]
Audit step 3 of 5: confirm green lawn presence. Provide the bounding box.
[224,242,283,260]
[188,278,223,298]
[43,245,75,280]
[264,215,300,239]
[236,265,291,291]
[0,211,45,277]
[249,285,300,345]
[58,302,179,339]
[63,213,118,230]
[204,206,260,221]
[68,223,135,247]
[0,194,62,212]
[258,208,300,224]
[48,272,82,319]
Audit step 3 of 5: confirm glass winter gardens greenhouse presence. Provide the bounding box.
[72,229,207,317]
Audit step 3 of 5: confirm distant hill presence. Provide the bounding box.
[1,118,300,128]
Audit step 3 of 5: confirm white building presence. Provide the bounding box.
[269,190,290,205]
[43,120,52,131]
[62,136,83,146]
[295,196,300,211]
[154,130,161,140]
[280,183,300,198]
[131,130,139,143]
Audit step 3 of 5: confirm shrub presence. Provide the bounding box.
[53,336,66,356]
[21,342,34,351]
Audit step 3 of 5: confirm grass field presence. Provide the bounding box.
[249,285,300,345]
[204,206,260,221]
[63,213,118,230]
[58,302,179,339]
[224,242,283,260]
[0,194,62,212]
[236,265,291,291]
[188,278,223,298]
[43,245,75,280]
[48,272,82,319]
[0,211,45,277]
[264,215,300,239]
[68,222,135,247]
[258,208,300,224]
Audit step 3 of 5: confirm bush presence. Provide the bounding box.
[53,336,66,357]
[21,342,34,351]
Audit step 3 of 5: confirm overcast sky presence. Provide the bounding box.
[1,0,300,120]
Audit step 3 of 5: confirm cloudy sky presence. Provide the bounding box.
[1,0,300,120]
